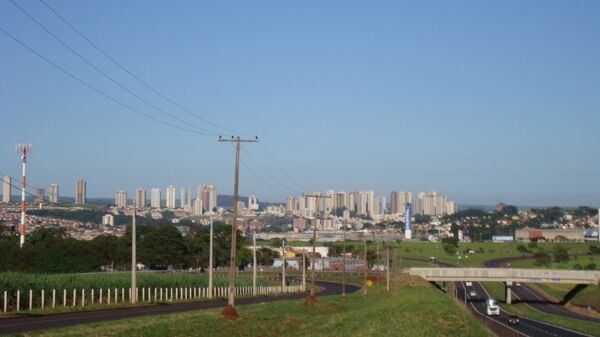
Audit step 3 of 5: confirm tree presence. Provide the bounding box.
[553,245,570,264]
[139,225,186,269]
[534,251,552,267]
[516,245,529,254]
[256,247,278,266]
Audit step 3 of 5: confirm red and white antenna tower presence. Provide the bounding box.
[16,144,32,248]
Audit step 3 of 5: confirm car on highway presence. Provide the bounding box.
[508,315,520,325]
[486,298,500,316]
[465,281,473,287]
[469,290,477,297]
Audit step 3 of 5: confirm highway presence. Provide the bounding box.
[458,281,595,337]
[484,257,600,324]
[0,281,360,336]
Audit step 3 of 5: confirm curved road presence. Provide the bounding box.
[484,256,600,324]
[0,281,360,336]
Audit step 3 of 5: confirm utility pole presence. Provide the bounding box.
[218,135,258,319]
[252,227,257,296]
[281,238,286,292]
[302,192,331,304]
[386,245,390,291]
[342,222,346,297]
[208,217,214,299]
[16,144,31,248]
[131,207,137,303]
[302,249,306,292]
[363,239,368,296]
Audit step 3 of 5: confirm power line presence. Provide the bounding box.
[260,142,313,192]
[241,147,301,195]
[37,0,253,137]
[9,0,219,136]
[0,26,210,136]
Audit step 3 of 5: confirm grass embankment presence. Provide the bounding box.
[13,275,492,337]
[481,282,600,336]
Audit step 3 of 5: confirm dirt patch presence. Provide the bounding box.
[221,304,240,320]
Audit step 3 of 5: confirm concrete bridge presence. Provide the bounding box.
[409,267,600,304]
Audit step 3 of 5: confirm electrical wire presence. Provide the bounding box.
[0,26,210,136]
[260,141,313,193]
[9,0,219,136]
[241,147,301,195]
[37,0,254,137]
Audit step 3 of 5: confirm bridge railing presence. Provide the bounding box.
[409,267,600,284]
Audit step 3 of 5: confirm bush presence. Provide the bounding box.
[573,263,583,270]
[516,245,529,254]
[584,263,597,271]
[534,251,552,267]
[528,241,538,249]
[443,244,457,255]
[590,245,600,255]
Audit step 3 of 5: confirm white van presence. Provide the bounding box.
[486,298,500,316]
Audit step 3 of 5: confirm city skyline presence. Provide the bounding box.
[1,1,599,206]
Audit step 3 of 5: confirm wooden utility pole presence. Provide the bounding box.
[386,245,390,291]
[342,222,346,297]
[302,249,306,291]
[252,228,257,296]
[281,238,286,292]
[131,207,137,303]
[219,135,258,319]
[302,192,331,304]
[363,239,368,296]
[208,217,213,299]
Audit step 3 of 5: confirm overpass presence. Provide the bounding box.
[409,267,600,304]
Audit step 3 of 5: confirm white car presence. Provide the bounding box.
[465,281,473,287]
[469,290,477,297]
[486,298,500,316]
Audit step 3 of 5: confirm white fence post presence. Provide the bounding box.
[121,288,125,303]
[3,291,7,313]
[107,288,111,305]
[72,289,76,307]
[41,289,45,309]
[81,289,85,307]
[91,289,95,305]
[63,289,66,307]
[114,288,117,304]
[16,290,20,311]
[99,288,103,304]
[28,289,32,310]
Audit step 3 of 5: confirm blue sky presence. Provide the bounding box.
[1,0,599,206]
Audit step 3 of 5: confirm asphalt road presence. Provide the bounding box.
[0,281,360,336]
[458,281,594,337]
[483,257,600,324]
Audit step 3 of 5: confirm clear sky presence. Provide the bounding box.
[1,0,599,207]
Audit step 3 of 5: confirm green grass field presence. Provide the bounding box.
[10,275,492,337]
[511,255,599,270]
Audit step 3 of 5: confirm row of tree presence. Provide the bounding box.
[0,223,279,274]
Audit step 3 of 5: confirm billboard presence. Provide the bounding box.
[492,235,514,242]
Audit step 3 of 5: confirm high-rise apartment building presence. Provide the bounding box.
[2,176,11,203]
[166,185,176,209]
[197,185,217,213]
[192,198,203,216]
[75,179,86,205]
[135,188,146,208]
[150,188,161,208]
[248,195,259,210]
[115,190,127,208]
[180,187,191,209]
[286,196,297,213]
[36,188,45,204]
[49,183,59,203]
